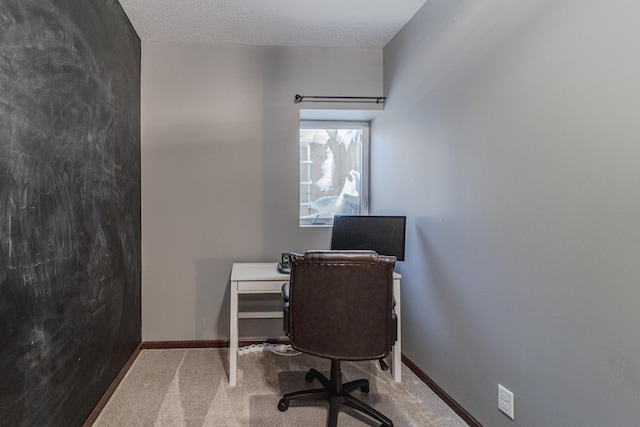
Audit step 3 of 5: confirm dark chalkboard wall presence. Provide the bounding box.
[0,1,141,425]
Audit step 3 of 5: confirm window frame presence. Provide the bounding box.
[299,120,370,227]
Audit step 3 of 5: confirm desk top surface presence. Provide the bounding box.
[231,262,400,281]
[231,263,288,281]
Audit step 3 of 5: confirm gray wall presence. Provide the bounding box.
[141,43,382,341]
[374,0,640,425]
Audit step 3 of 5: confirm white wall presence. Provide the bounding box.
[141,43,382,341]
[374,0,640,425]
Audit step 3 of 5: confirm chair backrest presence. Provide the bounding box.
[287,250,396,361]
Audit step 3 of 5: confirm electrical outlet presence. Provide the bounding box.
[498,384,515,420]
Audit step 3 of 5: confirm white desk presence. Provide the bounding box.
[229,263,402,386]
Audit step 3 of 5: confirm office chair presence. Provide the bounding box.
[278,250,396,427]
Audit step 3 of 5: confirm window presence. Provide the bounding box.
[299,121,369,227]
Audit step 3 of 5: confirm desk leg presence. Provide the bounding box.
[229,281,238,386]
[392,278,401,382]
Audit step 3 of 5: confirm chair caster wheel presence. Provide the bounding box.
[360,384,370,393]
[305,371,315,382]
[278,399,289,412]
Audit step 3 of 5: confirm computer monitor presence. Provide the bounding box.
[331,215,406,261]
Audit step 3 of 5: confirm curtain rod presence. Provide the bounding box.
[294,94,386,104]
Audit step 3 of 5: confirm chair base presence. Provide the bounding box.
[278,359,393,427]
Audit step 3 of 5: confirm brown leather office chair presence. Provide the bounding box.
[278,250,396,427]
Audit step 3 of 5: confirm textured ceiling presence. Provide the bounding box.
[118,0,428,48]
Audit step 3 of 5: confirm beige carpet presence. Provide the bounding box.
[93,348,468,426]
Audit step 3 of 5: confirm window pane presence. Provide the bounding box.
[300,123,367,226]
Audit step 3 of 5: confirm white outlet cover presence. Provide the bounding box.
[498,384,515,420]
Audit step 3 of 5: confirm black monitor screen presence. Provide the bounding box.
[331,215,406,261]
